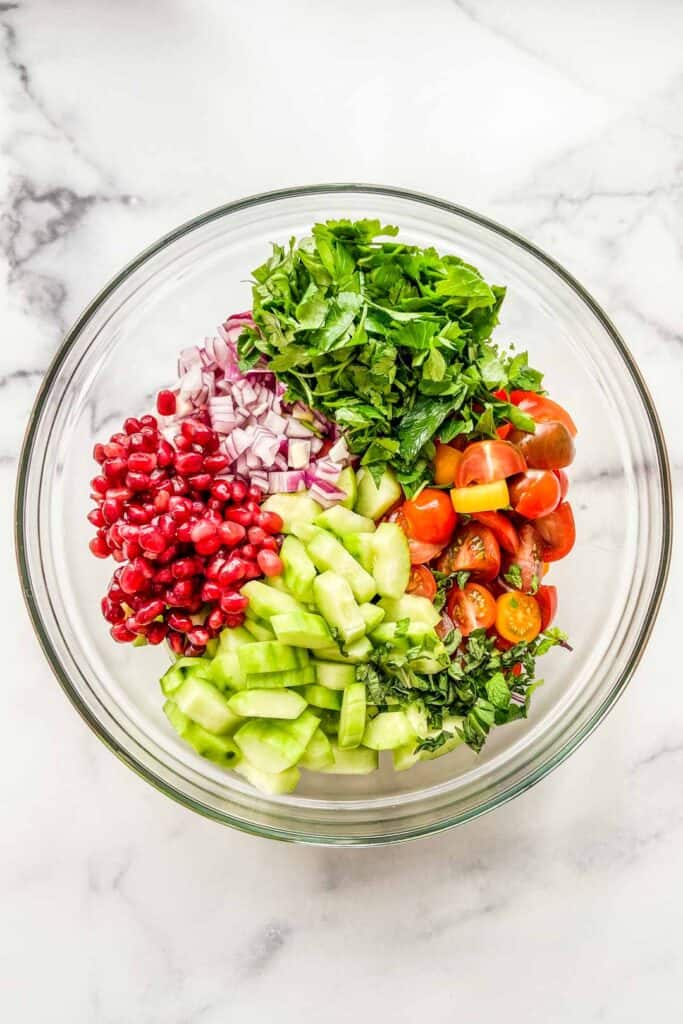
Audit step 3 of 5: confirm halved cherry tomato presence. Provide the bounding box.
[406,565,437,601]
[496,591,542,643]
[535,501,576,562]
[447,582,497,637]
[496,423,513,440]
[433,443,462,486]
[472,511,519,554]
[455,440,527,487]
[450,479,510,514]
[509,390,578,437]
[536,584,558,630]
[388,508,444,564]
[509,421,575,470]
[402,489,457,545]
[554,469,569,500]
[509,469,561,520]
[502,523,543,593]
[436,524,501,582]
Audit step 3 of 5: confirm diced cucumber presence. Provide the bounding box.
[175,675,242,735]
[237,641,308,676]
[245,665,316,689]
[299,685,342,711]
[312,571,366,645]
[342,532,375,572]
[338,682,367,749]
[392,741,421,771]
[405,701,429,738]
[362,710,415,750]
[300,727,334,770]
[319,743,378,774]
[315,505,375,536]
[336,466,357,509]
[265,575,292,594]
[290,521,323,544]
[227,688,307,719]
[163,700,241,768]
[243,617,276,642]
[234,710,319,773]
[280,535,317,602]
[160,656,213,696]
[217,626,253,653]
[316,637,373,663]
[209,649,247,691]
[234,759,301,795]
[419,716,464,761]
[313,660,356,690]
[270,611,332,649]
[372,522,410,599]
[241,579,305,619]
[354,466,402,520]
[317,709,340,736]
[307,532,376,603]
[359,602,385,633]
[379,594,441,628]
[262,492,322,533]
[205,638,218,658]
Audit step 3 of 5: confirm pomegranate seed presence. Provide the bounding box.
[124,417,142,435]
[172,557,204,579]
[220,592,249,614]
[138,526,166,555]
[91,475,108,495]
[202,508,223,527]
[135,598,166,625]
[175,521,195,544]
[146,622,167,645]
[89,535,110,558]
[157,439,175,468]
[241,560,262,580]
[154,566,173,584]
[230,480,248,502]
[101,596,124,623]
[218,557,245,586]
[204,453,230,474]
[104,441,127,459]
[191,521,222,556]
[218,520,246,546]
[103,457,128,480]
[259,535,278,552]
[167,612,193,633]
[87,508,105,527]
[105,486,132,502]
[174,451,203,475]
[241,543,258,561]
[156,389,177,416]
[257,550,283,577]
[248,485,263,501]
[207,608,225,631]
[155,514,176,540]
[156,544,179,564]
[128,432,145,452]
[187,627,210,648]
[168,496,193,522]
[167,631,186,655]
[140,426,158,451]
[110,432,130,448]
[256,510,284,534]
[186,596,203,614]
[111,623,136,643]
[140,414,158,429]
[170,476,189,495]
[207,498,225,512]
[174,433,192,452]
[127,504,154,525]
[108,581,125,603]
[93,443,106,463]
[111,549,125,562]
[166,583,194,606]
[201,581,222,602]
[188,473,212,491]
[107,523,125,548]
[126,470,151,492]
[128,451,157,473]
[102,498,123,524]
[184,643,205,658]
[190,501,206,516]
[120,563,146,593]
[210,479,233,502]
[154,489,171,512]
[225,506,252,527]
[205,556,226,580]
[247,526,266,546]
[181,418,214,447]
[224,613,245,629]
[245,499,260,516]
[125,615,145,634]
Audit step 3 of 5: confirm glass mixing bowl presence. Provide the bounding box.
[15,185,672,844]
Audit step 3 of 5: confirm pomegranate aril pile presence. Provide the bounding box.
[89,406,283,656]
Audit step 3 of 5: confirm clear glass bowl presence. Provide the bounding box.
[15,185,672,844]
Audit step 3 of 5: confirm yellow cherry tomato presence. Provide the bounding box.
[496,591,542,643]
[450,479,509,514]
[433,444,463,486]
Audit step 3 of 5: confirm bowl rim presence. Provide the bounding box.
[14,183,673,845]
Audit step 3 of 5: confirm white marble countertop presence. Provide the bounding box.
[2,1,681,1020]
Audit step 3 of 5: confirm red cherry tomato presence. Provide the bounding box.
[387,507,444,564]
[509,421,575,470]
[536,584,558,630]
[472,511,519,554]
[502,523,544,594]
[406,565,437,601]
[455,440,527,487]
[509,470,561,520]
[401,489,457,545]
[509,390,577,437]
[447,582,497,637]
[535,501,576,562]
[554,469,569,500]
[496,423,513,440]
[436,524,501,582]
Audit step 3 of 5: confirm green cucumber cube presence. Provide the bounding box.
[342,532,376,572]
[359,602,385,633]
[227,688,307,719]
[234,759,301,795]
[316,637,372,663]
[313,660,356,690]
[379,594,440,628]
[319,743,378,774]
[243,617,276,642]
[300,727,334,770]
[299,685,343,711]
[163,700,240,768]
[241,580,305,619]
[245,665,316,689]
[372,522,410,599]
[261,493,322,533]
[338,682,367,749]
[237,640,306,676]
[354,467,402,520]
[174,676,242,735]
[362,710,415,750]
[281,535,317,602]
[307,532,376,603]
[270,611,332,649]
[315,505,375,536]
[336,466,357,509]
[313,571,366,645]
